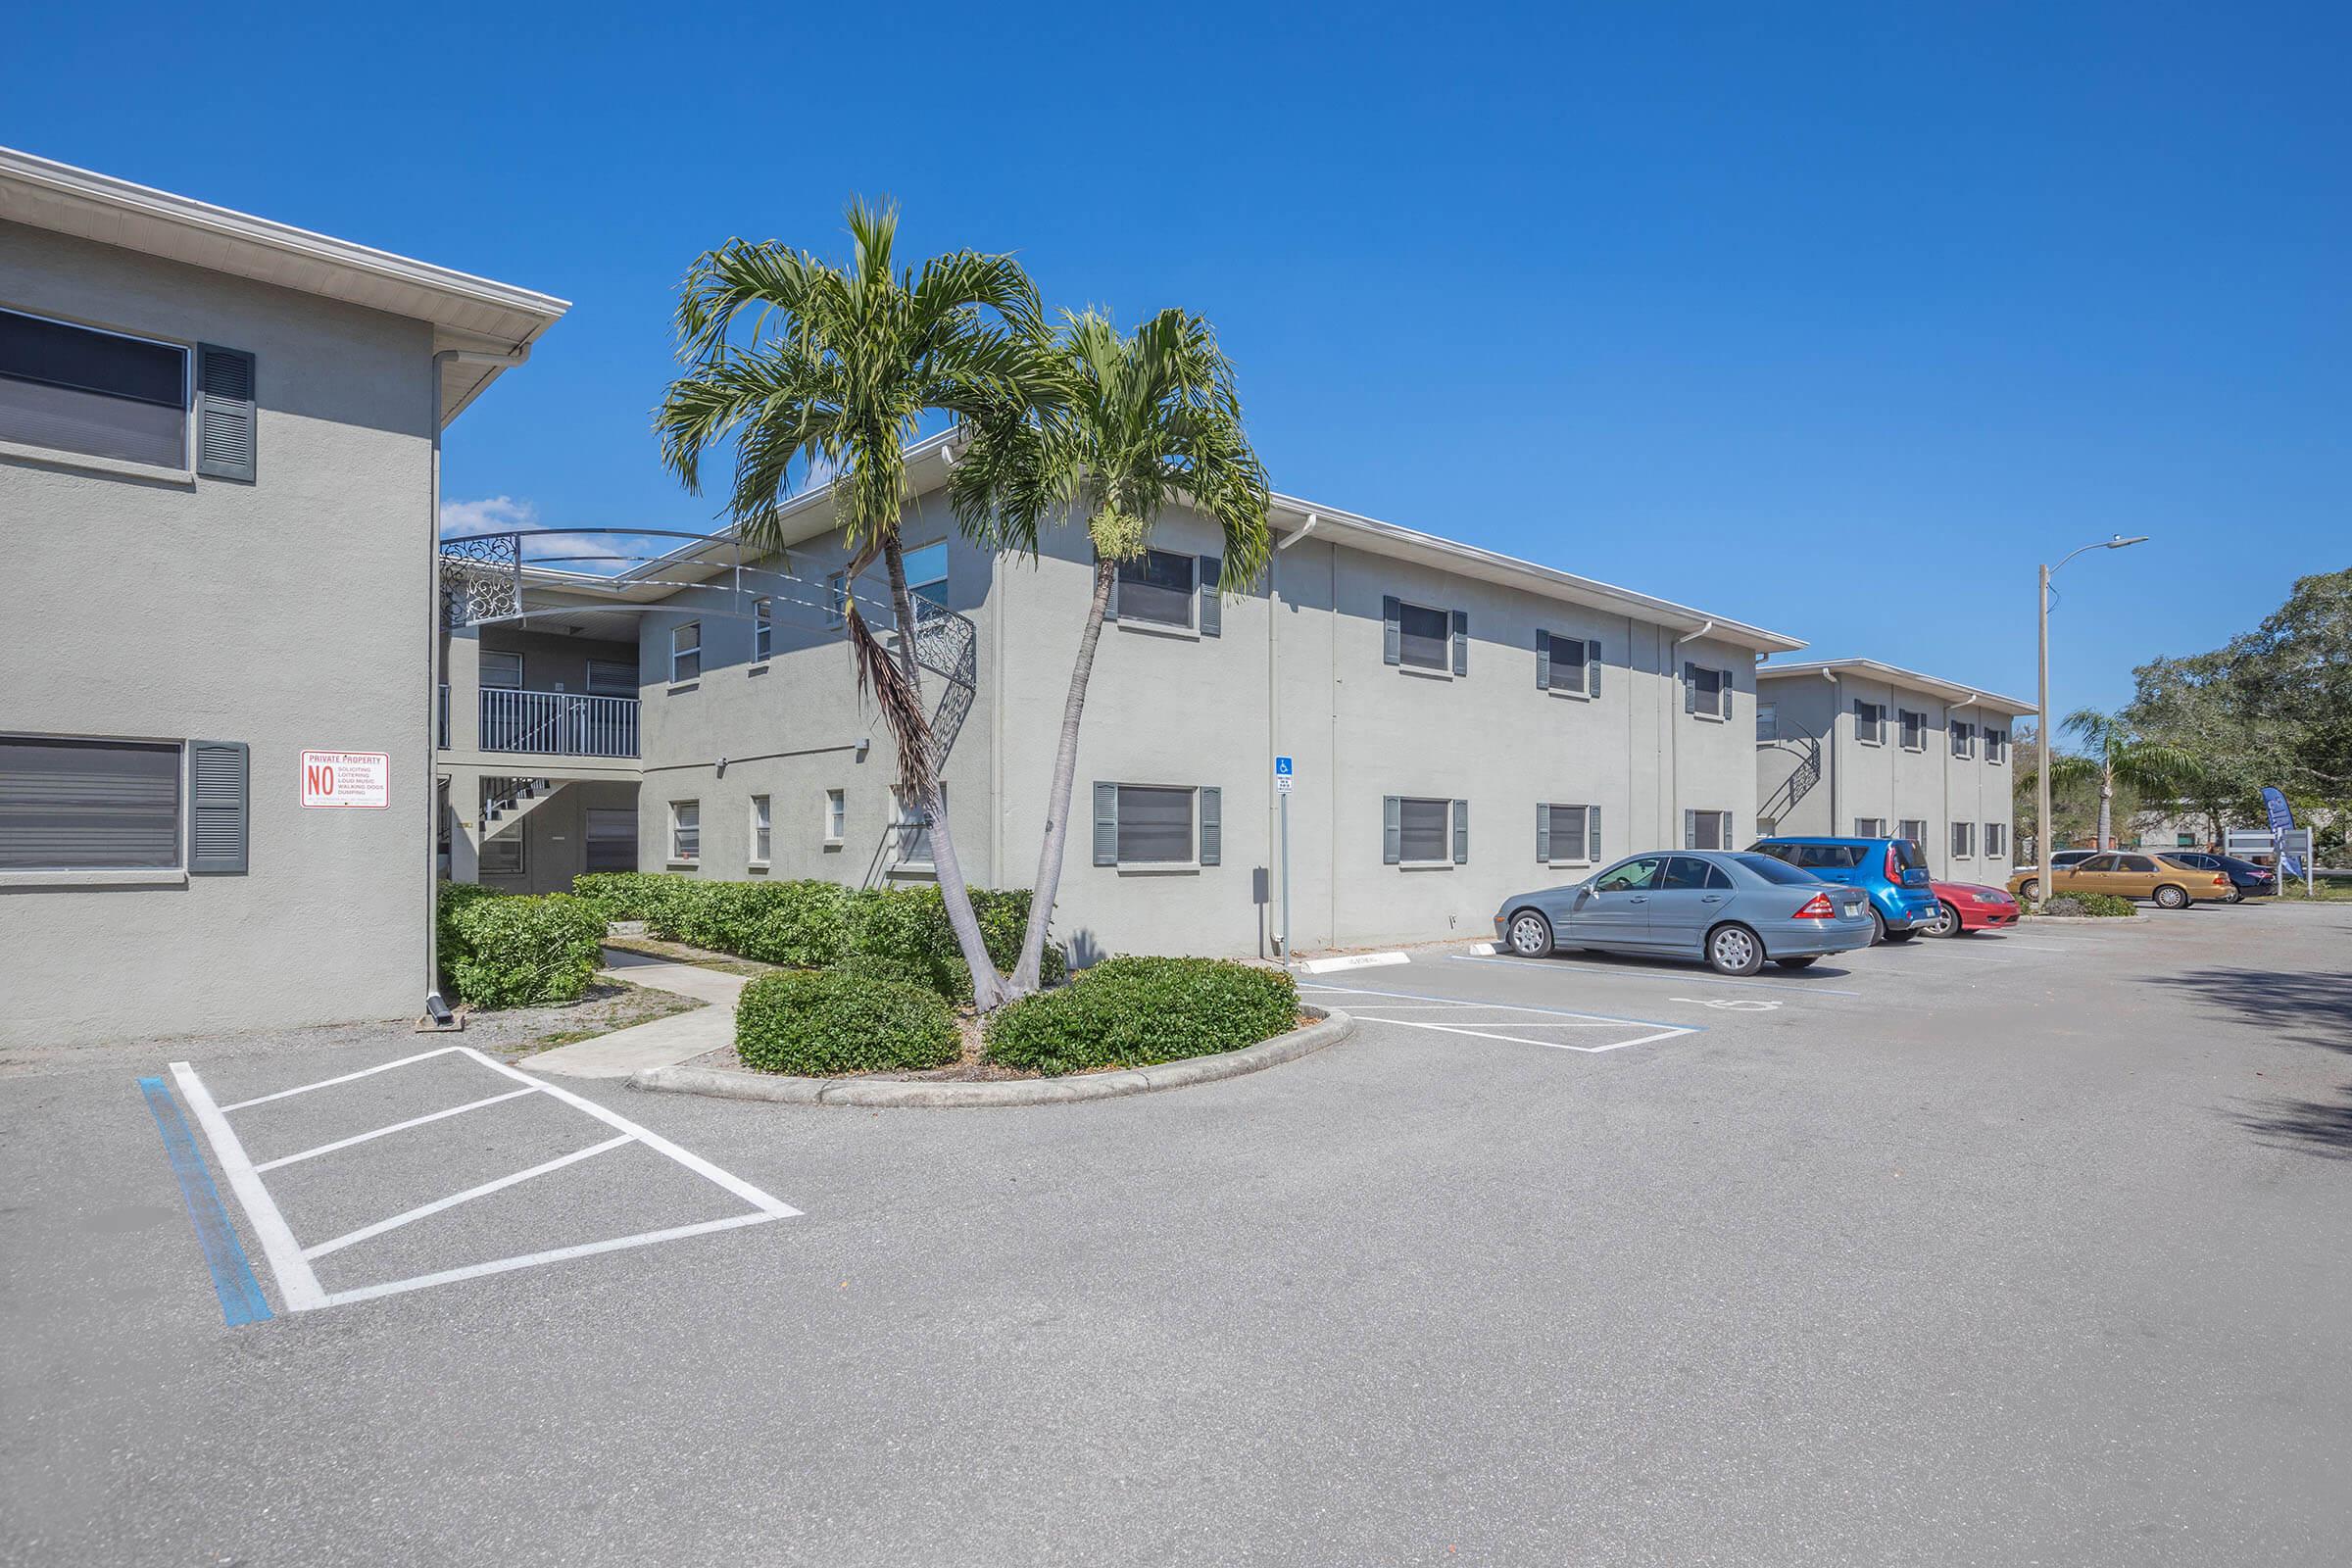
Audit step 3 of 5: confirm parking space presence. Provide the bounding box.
[1302,979,1702,1053]
[157,1044,799,1316]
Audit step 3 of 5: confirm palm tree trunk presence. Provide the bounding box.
[2097,765,2115,850]
[1006,554,1117,996]
[880,536,1007,1011]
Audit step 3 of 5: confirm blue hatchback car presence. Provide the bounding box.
[1746,836,1939,943]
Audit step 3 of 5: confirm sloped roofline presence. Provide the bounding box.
[1758,658,2035,713]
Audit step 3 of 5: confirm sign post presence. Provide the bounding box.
[1274,756,1295,961]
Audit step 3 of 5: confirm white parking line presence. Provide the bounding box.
[1302,981,1703,1054]
[171,1046,800,1313]
[1450,953,1864,997]
[1350,1015,1694,1054]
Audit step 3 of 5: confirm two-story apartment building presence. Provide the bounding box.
[441,434,1805,959]
[1,149,564,1046]
[1753,659,2033,881]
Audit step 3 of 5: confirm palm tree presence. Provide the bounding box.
[2043,709,2197,851]
[950,308,1271,995]
[655,201,1049,1009]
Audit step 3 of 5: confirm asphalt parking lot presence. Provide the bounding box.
[5,900,2349,1566]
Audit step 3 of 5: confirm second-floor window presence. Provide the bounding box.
[1756,702,1777,743]
[1386,599,1464,674]
[903,541,948,608]
[1685,663,1733,721]
[585,659,635,697]
[670,621,701,683]
[1950,720,1976,759]
[2,306,189,471]
[753,598,772,662]
[1899,710,1927,751]
[1537,632,1598,698]
[1854,701,1886,746]
[479,652,523,689]
[1985,728,2009,764]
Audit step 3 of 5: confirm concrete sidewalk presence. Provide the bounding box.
[514,948,744,1080]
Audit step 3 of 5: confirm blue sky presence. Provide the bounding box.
[10,2,2345,717]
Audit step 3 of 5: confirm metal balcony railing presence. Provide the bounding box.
[477,689,639,758]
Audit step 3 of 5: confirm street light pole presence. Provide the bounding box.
[2032,534,2149,912]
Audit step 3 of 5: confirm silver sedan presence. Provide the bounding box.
[1492,850,1877,975]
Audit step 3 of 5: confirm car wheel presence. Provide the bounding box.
[1506,909,1554,956]
[1883,927,1918,944]
[1868,908,1887,946]
[2018,878,2040,903]
[1774,955,1820,970]
[2154,884,2189,909]
[1925,901,1962,938]
[2225,888,2243,904]
[1706,923,1764,976]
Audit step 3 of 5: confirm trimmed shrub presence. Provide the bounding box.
[985,956,1298,1076]
[737,881,857,969]
[2041,892,2138,918]
[734,968,959,1076]
[446,892,606,1008]
[435,881,503,986]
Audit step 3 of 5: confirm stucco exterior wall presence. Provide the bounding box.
[1,221,435,1045]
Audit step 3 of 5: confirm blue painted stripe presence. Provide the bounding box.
[139,1076,272,1326]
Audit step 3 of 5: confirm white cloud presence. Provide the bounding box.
[438,495,538,536]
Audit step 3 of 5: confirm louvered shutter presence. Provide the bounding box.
[1535,630,1550,690]
[1198,556,1221,637]
[188,741,248,874]
[1450,611,1469,675]
[1452,798,1469,863]
[1383,796,1401,863]
[1718,668,1734,720]
[1536,803,1550,862]
[1683,808,1697,850]
[1093,782,1118,865]
[1198,787,1221,865]
[194,346,257,481]
[1720,811,1733,850]
[1684,662,1698,714]
[1382,597,1401,664]
[1587,805,1602,863]
[1587,639,1601,697]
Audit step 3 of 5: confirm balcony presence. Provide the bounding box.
[473,688,639,759]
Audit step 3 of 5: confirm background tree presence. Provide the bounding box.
[2013,721,2106,858]
[655,201,1048,1008]
[2039,709,2195,851]
[950,308,1271,995]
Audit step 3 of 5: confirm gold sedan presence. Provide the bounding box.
[2009,852,2234,909]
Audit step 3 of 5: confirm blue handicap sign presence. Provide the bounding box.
[1274,756,1294,777]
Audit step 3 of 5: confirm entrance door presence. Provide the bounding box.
[584,808,637,873]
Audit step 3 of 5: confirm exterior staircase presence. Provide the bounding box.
[1757,729,1823,830]
[479,775,565,839]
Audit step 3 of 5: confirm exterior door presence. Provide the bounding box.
[584,808,637,873]
[1645,856,1731,954]
[1573,857,1663,947]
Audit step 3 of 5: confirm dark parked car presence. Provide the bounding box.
[2156,851,2276,902]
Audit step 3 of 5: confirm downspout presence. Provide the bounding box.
[1268,514,1319,958]
[1822,668,1839,835]
[1948,694,1977,873]
[1667,618,1714,842]
[426,346,530,1024]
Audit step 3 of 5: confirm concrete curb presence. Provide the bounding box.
[2018,911,2154,924]
[628,1006,1354,1109]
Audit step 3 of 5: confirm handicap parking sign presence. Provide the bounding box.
[1274,756,1294,793]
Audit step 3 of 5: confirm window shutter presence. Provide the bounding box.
[1684,808,1696,850]
[1536,802,1550,862]
[1198,556,1222,638]
[1093,782,1118,866]
[188,740,248,875]
[1382,597,1400,664]
[194,345,257,482]
[1587,805,1602,863]
[1718,668,1734,720]
[1198,786,1221,865]
[1452,798,1469,863]
[1587,639,1601,697]
[1450,611,1469,676]
[1684,662,1698,714]
[1383,796,1400,863]
[1535,630,1550,690]
[1720,811,1733,849]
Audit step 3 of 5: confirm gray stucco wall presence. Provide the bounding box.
[1,221,435,1045]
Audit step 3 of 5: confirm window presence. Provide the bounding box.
[1985,822,2008,858]
[1951,821,1975,858]
[1756,702,1777,743]
[1385,795,1467,865]
[893,786,948,868]
[753,598,772,662]
[1683,809,1732,851]
[826,571,848,624]
[1112,548,1196,629]
[1756,816,1778,837]
[1537,631,1597,697]
[670,800,700,861]
[1662,856,1731,891]
[1899,818,1928,851]
[1,307,189,470]
[1685,663,1732,720]
[1854,701,1886,746]
[585,808,636,872]
[670,621,701,683]
[479,651,523,689]
[1899,710,1926,751]
[1385,598,1463,674]
[2177,832,2196,849]
[750,795,771,864]
[2119,855,2157,873]
[1950,720,1976,759]
[1594,857,1661,893]
[1984,728,2009,764]
[824,788,846,844]
[1091,783,1220,867]
[2076,854,2119,873]
[1537,802,1598,864]
[1736,853,1820,886]
[585,659,636,698]
[902,541,949,607]
[1855,816,1886,838]
[1794,844,1865,870]
[0,736,182,871]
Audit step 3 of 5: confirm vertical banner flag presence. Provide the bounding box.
[2259,786,2303,877]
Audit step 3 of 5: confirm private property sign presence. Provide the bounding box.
[300,751,389,808]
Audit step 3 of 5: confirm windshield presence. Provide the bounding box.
[1732,853,1818,886]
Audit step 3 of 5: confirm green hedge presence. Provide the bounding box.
[567,873,1062,997]
[984,956,1299,1076]
[437,886,606,1008]
[735,968,960,1075]
[2041,892,2138,918]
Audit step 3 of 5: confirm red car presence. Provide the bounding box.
[1924,880,2020,936]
